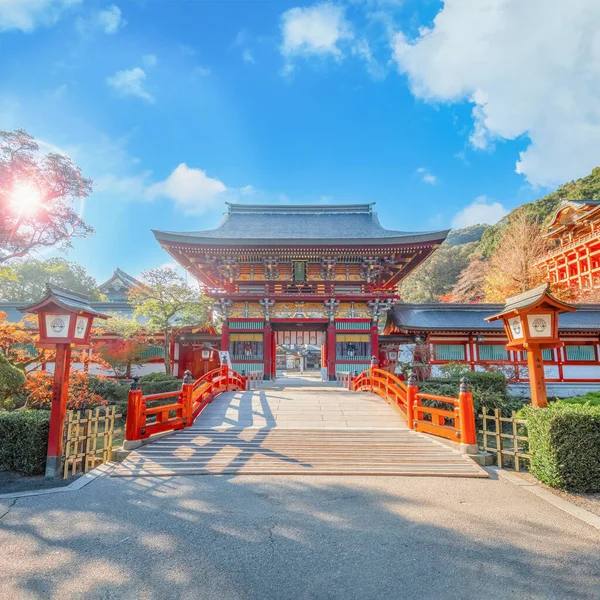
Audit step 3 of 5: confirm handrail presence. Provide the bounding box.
[125,365,247,444]
[351,368,476,449]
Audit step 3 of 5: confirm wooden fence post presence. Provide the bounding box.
[406,370,417,430]
[125,376,143,445]
[458,377,477,448]
[181,370,194,428]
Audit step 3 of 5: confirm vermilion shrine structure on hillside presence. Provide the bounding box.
[154,203,449,379]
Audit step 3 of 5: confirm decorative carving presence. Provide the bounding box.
[263,257,280,280]
[259,297,275,321]
[320,256,337,280]
[324,297,340,322]
[216,257,240,284]
[361,257,383,282]
[216,298,233,318]
[367,298,395,323]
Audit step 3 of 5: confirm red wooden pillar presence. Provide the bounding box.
[264,322,273,380]
[526,344,548,408]
[327,322,336,381]
[370,320,379,364]
[45,343,71,478]
[272,333,277,379]
[221,321,229,352]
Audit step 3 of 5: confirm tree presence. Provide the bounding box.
[94,313,149,378]
[127,268,212,375]
[0,129,93,263]
[483,211,549,302]
[0,257,100,301]
[400,242,478,303]
[0,311,48,371]
[445,225,489,247]
[442,257,487,303]
[479,166,600,258]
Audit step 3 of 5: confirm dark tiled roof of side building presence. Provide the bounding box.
[153,203,450,246]
[387,303,600,332]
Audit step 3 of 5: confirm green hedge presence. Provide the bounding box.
[0,353,26,411]
[418,371,519,411]
[557,392,600,407]
[523,402,600,492]
[0,410,50,475]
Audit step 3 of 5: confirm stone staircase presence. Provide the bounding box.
[112,427,487,478]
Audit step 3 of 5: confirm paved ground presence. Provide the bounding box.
[1,471,599,600]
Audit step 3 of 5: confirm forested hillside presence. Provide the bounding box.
[400,166,600,303]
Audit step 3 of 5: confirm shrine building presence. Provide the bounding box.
[153,203,449,379]
[537,200,600,293]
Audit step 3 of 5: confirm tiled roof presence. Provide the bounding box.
[388,303,600,332]
[19,286,109,319]
[153,203,449,246]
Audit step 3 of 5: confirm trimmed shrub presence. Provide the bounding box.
[523,402,600,492]
[0,410,50,475]
[558,392,600,407]
[87,377,129,405]
[418,371,517,411]
[0,353,26,410]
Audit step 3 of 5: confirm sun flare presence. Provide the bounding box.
[10,182,42,216]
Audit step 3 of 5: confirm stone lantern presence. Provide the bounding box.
[486,283,575,408]
[19,286,108,477]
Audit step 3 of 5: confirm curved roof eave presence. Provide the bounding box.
[152,229,451,246]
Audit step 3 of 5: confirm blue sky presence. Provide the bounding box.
[2,0,599,284]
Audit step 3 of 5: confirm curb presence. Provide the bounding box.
[0,463,113,500]
[488,467,600,531]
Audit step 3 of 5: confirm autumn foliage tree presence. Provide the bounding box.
[483,211,549,302]
[443,257,487,303]
[0,129,93,263]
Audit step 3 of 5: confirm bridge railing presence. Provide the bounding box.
[353,368,409,416]
[352,368,476,448]
[125,365,246,445]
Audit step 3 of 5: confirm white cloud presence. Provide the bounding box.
[281,3,353,62]
[0,0,81,32]
[75,3,126,36]
[146,163,227,215]
[392,0,600,187]
[451,195,508,228]
[95,172,152,200]
[106,67,154,103]
[416,167,438,185]
[142,54,157,68]
[242,49,255,64]
[240,185,255,196]
[95,4,125,34]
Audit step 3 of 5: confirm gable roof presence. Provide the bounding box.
[153,203,450,247]
[545,200,600,237]
[98,268,142,293]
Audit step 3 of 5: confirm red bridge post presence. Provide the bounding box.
[406,371,417,430]
[125,376,143,443]
[458,377,477,446]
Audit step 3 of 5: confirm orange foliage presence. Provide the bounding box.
[24,369,107,410]
[0,311,54,371]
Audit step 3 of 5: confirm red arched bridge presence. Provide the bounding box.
[113,366,486,478]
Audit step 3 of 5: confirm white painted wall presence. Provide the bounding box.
[562,365,600,379]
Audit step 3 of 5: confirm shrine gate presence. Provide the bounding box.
[154,203,448,379]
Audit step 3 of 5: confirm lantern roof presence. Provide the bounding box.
[19,285,109,319]
[486,283,575,322]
